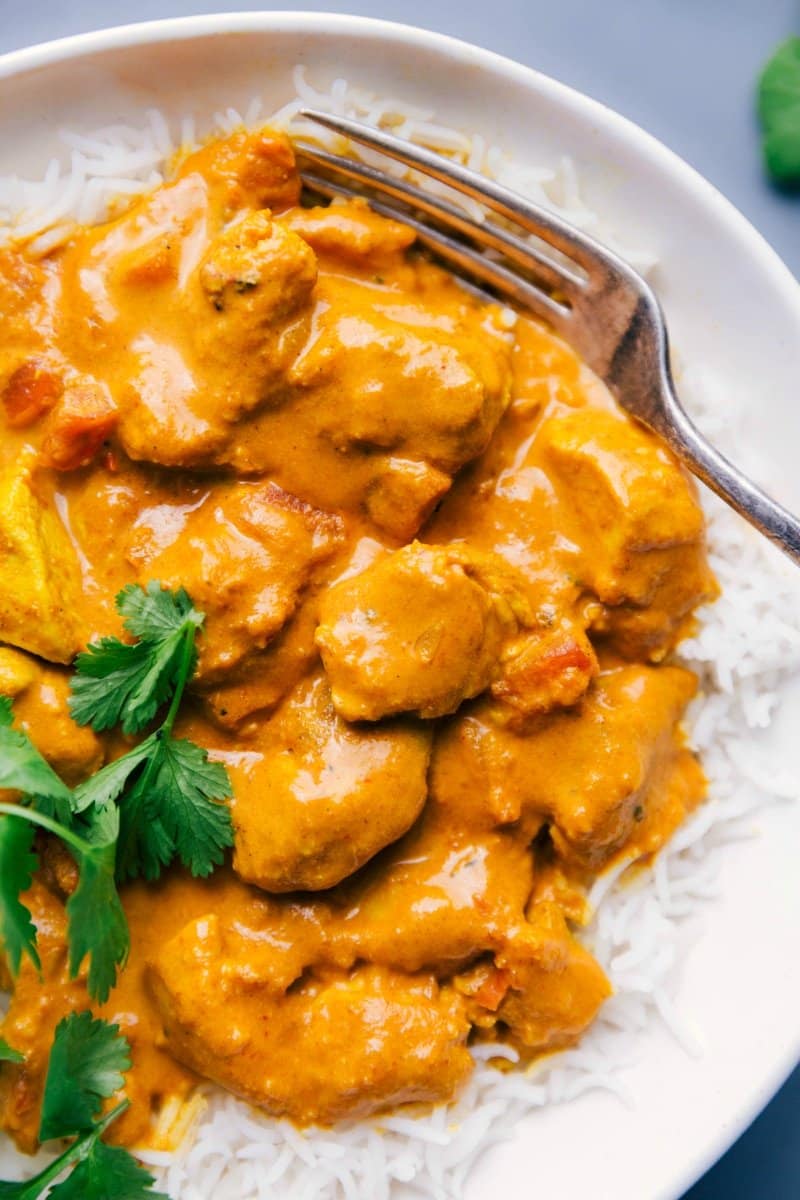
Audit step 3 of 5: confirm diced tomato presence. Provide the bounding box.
[2,360,63,428]
[472,967,512,1012]
[40,385,118,471]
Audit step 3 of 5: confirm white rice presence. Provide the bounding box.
[1,66,799,1199]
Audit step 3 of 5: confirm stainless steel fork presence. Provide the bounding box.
[298,109,800,566]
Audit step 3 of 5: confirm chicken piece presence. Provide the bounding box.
[364,457,452,542]
[462,902,611,1052]
[316,543,530,721]
[334,811,534,973]
[491,619,598,729]
[118,210,318,466]
[1,359,63,429]
[281,199,416,267]
[0,647,103,785]
[182,127,302,216]
[39,382,117,471]
[149,925,471,1126]
[0,448,84,663]
[192,211,317,409]
[431,663,702,867]
[539,408,718,658]
[229,672,432,892]
[530,663,702,869]
[127,481,343,684]
[290,270,512,475]
[199,600,321,730]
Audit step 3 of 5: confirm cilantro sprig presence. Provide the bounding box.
[0,1013,165,1200]
[758,35,800,186]
[70,583,233,883]
[0,583,233,1005]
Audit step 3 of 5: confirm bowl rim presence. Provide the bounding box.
[0,12,798,1199]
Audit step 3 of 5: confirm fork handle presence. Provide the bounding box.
[648,388,800,566]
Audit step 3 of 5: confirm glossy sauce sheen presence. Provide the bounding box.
[0,129,717,1149]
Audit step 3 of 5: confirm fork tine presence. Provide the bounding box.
[301,170,573,331]
[296,143,585,296]
[299,109,608,271]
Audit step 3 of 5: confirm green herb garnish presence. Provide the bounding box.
[70,583,233,883]
[758,35,800,186]
[0,1038,23,1064]
[69,583,203,735]
[0,814,40,975]
[0,1013,165,1199]
[0,583,233,1004]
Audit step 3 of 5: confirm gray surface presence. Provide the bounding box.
[0,2,798,1198]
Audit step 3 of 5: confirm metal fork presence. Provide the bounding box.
[298,109,800,566]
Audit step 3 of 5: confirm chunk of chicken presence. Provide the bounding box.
[364,458,452,543]
[316,543,530,721]
[118,211,318,466]
[459,902,611,1051]
[182,127,302,216]
[539,408,718,658]
[127,482,343,684]
[199,600,321,730]
[229,672,432,892]
[149,921,471,1125]
[289,270,512,475]
[281,199,416,267]
[431,663,702,867]
[333,812,534,973]
[0,647,103,785]
[0,448,84,663]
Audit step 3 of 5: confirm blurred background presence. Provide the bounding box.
[0,1,797,1197]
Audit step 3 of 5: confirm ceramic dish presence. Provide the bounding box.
[0,14,799,1200]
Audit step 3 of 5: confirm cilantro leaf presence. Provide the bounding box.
[69,638,185,737]
[116,751,174,884]
[0,1038,23,1064]
[49,1140,165,1200]
[758,36,800,185]
[147,737,233,877]
[69,584,204,735]
[0,702,73,821]
[118,581,202,643]
[72,742,152,815]
[0,816,40,974]
[39,1013,130,1141]
[0,1178,35,1198]
[117,735,233,882]
[66,807,129,1006]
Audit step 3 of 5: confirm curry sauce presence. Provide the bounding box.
[0,128,716,1150]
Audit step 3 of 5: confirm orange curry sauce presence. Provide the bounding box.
[0,129,716,1151]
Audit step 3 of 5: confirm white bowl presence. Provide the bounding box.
[1,14,798,1200]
